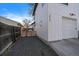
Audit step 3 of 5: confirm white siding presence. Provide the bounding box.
[34,3,79,42]
[35,4,48,41]
[48,3,79,41]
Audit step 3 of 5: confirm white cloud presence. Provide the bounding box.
[2,13,33,24]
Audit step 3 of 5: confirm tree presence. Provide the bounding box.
[22,19,30,28]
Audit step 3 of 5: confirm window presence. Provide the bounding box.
[62,3,68,6]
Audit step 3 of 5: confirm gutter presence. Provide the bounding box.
[32,3,38,16]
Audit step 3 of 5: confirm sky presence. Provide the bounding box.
[0,3,33,24]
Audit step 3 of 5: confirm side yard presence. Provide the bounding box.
[1,36,58,56]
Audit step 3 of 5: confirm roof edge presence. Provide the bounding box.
[32,3,38,16]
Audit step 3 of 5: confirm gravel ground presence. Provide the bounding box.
[1,36,58,56]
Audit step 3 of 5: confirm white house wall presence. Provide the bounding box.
[34,3,79,42]
[70,4,79,31]
[48,3,79,41]
[35,4,48,41]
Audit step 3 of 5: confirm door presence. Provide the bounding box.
[62,17,77,39]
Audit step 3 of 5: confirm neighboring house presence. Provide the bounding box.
[32,3,79,42]
[0,16,21,55]
[0,16,21,27]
